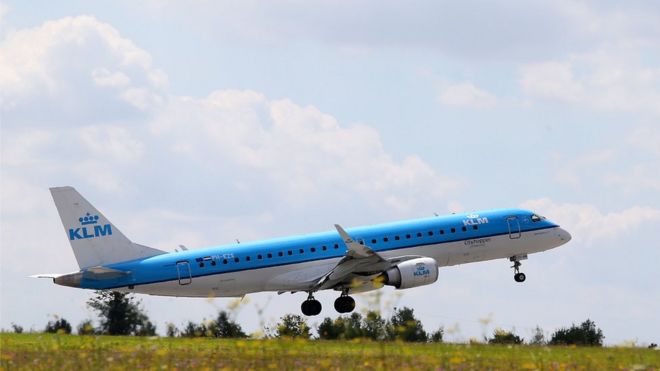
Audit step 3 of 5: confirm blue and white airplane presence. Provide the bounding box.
[34,187,571,316]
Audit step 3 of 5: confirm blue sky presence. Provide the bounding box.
[1,1,659,344]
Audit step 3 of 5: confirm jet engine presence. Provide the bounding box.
[381,257,439,289]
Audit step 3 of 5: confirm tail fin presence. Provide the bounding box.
[50,186,165,269]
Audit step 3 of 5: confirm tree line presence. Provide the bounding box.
[8,291,615,346]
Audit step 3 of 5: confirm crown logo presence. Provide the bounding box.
[79,212,100,225]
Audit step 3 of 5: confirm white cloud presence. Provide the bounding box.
[1,14,460,239]
[520,61,583,102]
[604,164,660,194]
[0,129,54,167]
[438,82,497,109]
[552,149,616,188]
[91,68,131,87]
[0,15,167,117]
[150,91,459,212]
[78,125,144,162]
[522,198,660,246]
[520,47,660,116]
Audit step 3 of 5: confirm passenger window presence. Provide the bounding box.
[406,234,411,239]
[322,246,327,251]
[440,229,445,235]
[267,253,272,259]
[473,225,478,230]
[417,232,423,238]
[334,244,339,249]
[451,228,456,233]
[462,226,467,232]
[199,262,204,268]
[223,259,228,264]
[278,252,283,257]
[299,248,304,254]
[234,257,240,263]
[428,231,434,236]
[395,236,400,240]
[383,237,389,242]
[257,254,263,260]
[371,239,377,244]
[311,247,316,253]
[287,250,292,255]
[211,260,216,266]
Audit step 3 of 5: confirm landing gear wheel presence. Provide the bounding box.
[301,294,322,316]
[334,295,356,313]
[514,272,526,282]
[510,256,527,283]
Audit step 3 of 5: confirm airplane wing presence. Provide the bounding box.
[311,224,423,292]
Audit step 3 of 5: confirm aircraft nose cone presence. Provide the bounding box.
[558,228,572,244]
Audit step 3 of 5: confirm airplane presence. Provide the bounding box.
[34,186,572,316]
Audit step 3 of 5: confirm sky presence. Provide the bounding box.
[1,0,659,345]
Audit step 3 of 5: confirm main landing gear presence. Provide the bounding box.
[334,290,355,314]
[301,293,322,316]
[300,290,357,316]
[510,255,527,283]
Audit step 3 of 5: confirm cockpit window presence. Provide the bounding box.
[531,214,545,222]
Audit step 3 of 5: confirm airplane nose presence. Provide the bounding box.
[558,228,572,244]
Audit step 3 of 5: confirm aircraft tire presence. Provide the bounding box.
[302,299,322,316]
[334,296,355,313]
[514,272,526,282]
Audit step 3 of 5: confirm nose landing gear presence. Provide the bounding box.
[301,292,322,316]
[510,255,527,283]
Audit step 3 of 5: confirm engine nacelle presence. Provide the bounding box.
[382,257,439,289]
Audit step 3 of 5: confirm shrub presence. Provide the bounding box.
[488,329,523,345]
[429,327,444,343]
[276,314,310,339]
[550,319,604,346]
[44,317,72,334]
[77,320,96,335]
[386,307,427,342]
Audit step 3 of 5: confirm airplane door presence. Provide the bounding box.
[507,216,521,239]
[176,261,192,285]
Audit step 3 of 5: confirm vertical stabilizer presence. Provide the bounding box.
[50,186,165,268]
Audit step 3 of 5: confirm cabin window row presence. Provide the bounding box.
[197,243,341,268]
[197,224,479,268]
[369,224,478,244]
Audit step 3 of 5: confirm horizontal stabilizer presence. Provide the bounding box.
[29,273,65,279]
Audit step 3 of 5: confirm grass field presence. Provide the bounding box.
[1,333,658,370]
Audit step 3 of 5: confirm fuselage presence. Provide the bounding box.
[66,208,570,297]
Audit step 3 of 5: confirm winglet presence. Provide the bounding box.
[334,224,354,243]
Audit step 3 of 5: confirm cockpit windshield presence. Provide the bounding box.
[530,214,545,222]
